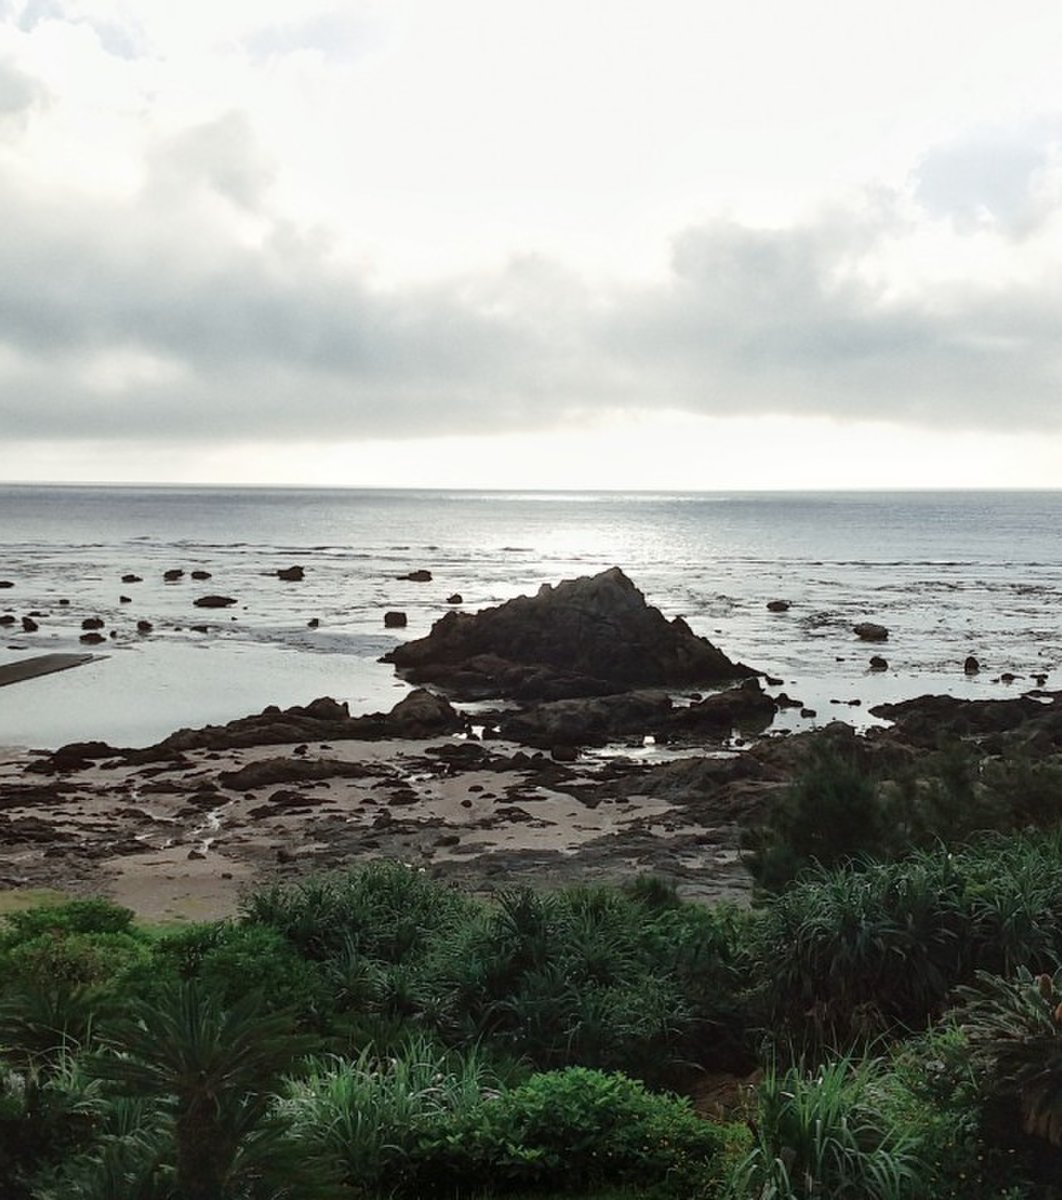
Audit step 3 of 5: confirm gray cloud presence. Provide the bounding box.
[3,127,1062,447]
[0,57,46,121]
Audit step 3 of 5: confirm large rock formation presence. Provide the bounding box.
[382,567,753,700]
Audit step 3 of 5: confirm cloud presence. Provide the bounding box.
[0,55,45,119]
[3,160,1062,448]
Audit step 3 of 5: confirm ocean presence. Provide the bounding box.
[1,485,1060,750]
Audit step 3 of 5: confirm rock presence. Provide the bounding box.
[163,569,184,581]
[277,566,304,581]
[387,688,463,735]
[501,690,672,749]
[446,593,463,604]
[26,740,123,773]
[1034,673,1049,687]
[21,616,37,632]
[193,595,237,608]
[671,678,777,735]
[58,599,69,606]
[964,656,980,674]
[766,600,790,612]
[81,617,104,630]
[764,675,783,686]
[551,745,579,762]
[187,848,206,860]
[122,574,142,583]
[800,707,817,718]
[307,618,320,628]
[191,570,212,580]
[79,632,105,645]
[384,611,408,628]
[0,581,12,589]
[854,622,889,642]
[399,569,432,582]
[0,615,13,625]
[869,655,888,671]
[774,693,803,709]
[190,624,210,634]
[383,567,753,701]
[136,620,153,633]
[119,595,131,604]
[1001,672,1018,683]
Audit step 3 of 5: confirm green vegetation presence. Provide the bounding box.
[7,771,1062,1197]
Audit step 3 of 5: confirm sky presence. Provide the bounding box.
[2,0,1062,489]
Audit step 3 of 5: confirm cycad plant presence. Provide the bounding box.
[92,980,337,1200]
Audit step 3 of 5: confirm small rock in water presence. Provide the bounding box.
[446,593,463,604]
[119,595,131,603]
[163,569,184,582]
[187,849,206,860]
[399,569,432,582]
[80,632,105,645]
[193,595,237,608]
[136,620,153,633]
[964,655,980,674]
[277,566,304,581]
[800,707,817,718]
[0,581,13,589]
[766,599,790,612]
[764,675,783,686]
[384,611,408,628]
[307,617,320,628]
[58,598,69,606]
[191,570,212,580]
[82,617,104,630]
[122,574,142,583]
[854,622,889,642]
[21,616,37,632]
[869,655,888,671]
[1000,672,1018,683]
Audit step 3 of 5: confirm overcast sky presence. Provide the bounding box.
[2,0,1062,488]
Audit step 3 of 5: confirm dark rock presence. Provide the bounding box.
[21,616,37,632]
[765,675,783,686]
[187,849,206,860]
[0,581,12,589]
[190,625,210,634]
[58,599,69,606]
[193,596,237,608]
[869,655,888,671]
[163,569,184,581]
[81,617,104,630]
[388,688,463,735]
[79,632,105,645]
[0,615,14,625]
[670,678,777,735]
[122,574,142,583]
[307,618,320,628]
[1001,672,1018,684]
[383,567,753,701]
[766,600,790,612]
[26,740,123,773]
[384,611,408,628]
[854,622,888,642]
[399,569,432,582]
[218,757,374,791]
[551,745,579,763]
[446,593,463,604]
[1034,673,1049,687]
[800,707,817,718]
[964,656,980,674]
[774,693,803,709]
[501,690,672,749]
[119,595,131,603]
[191,570,212,580]
[277,566,304,581]
[137,620,153,633]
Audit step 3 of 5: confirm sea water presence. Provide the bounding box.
[1,485,1060,749]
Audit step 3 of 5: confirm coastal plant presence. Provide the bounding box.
[91,979,337,1200]
[726,1056,919,1200]
[0,897,137,944]
[279,1035,499,1196]
[742,741,886,891]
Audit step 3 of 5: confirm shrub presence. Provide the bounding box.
[728,1056,919,1200]
[0,898,136,945]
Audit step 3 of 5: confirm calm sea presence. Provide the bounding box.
[1,485,1060,749]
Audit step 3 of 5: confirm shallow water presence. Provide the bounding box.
[1,486,1059,749]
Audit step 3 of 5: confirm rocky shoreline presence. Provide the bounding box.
[2,567,1060,920]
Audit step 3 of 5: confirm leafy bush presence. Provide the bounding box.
[2,931,153,991]
[281,1036,499,1196]
[0,898,136,945]
[728,1056,919,1200]
[464,1065,740,1196]
[749,833,1062,1049]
